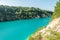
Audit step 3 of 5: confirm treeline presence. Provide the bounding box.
[0,5,53,22]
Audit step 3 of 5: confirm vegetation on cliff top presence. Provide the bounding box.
[0,5,53,22]
[52,0,60,19]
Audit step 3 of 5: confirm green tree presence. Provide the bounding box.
[52,0,60,19]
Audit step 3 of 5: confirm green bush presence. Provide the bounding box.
[29,36,34,40]
[46,31,60,40]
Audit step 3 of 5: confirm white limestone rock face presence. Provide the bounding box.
[30,18,60,40]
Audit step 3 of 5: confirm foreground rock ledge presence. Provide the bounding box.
[29,18,60,40]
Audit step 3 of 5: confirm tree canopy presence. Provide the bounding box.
[0,5,53,22]
[52,0,60,19]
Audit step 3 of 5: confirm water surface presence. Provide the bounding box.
[0,17,51,40]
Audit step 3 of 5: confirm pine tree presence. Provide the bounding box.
[52,0,60,19]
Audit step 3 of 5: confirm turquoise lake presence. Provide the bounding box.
[0,17,51,40]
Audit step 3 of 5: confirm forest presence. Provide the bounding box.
[0,5,53,22]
